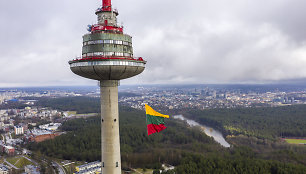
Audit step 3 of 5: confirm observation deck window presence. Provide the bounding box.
[114,40,123,45]
[94,52,103,56]
[70,60,145,68]
[104,52,113,56]
[123,53,131,57]
[104,40,113,44]
[115,52,124,56]
[84,39,131,46]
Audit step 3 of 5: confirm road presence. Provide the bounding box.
[53,161,66,174]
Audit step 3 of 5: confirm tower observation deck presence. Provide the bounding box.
[68,0,146,173]
[69,0,146,80]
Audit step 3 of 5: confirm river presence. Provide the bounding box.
[173,115,231,148]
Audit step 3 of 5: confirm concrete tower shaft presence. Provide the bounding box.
[100,80,121,174]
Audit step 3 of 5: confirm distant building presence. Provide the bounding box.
[22,124,28,132]
[22,149,32,155]
[14,125,24,135]
[3,146,14,156]
[161,164,175,172]
[39,123,61,131]
[0,164,10,174]
[75,161,101,174]
[24,165,40,174]
[212,91,217,98]
[28,123,37,127]
[3,127,9,132]
[26,128,57,143]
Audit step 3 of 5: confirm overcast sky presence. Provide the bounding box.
[1,0,306,87]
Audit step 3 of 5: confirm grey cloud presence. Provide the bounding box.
[0,0,306,86]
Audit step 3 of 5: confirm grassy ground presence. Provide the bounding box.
[7,156,33,168]
[284,138,306,144]
[14,157,33,168]
[0,157,4,164]
[6,156,19,165]
[67,111,77,115]
[134,168,154,174]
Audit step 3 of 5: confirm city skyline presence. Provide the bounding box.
[1,0,306,87]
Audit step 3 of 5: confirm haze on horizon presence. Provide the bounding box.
[1,0,306,87]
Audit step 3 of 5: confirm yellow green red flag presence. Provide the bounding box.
[145,104,169,135]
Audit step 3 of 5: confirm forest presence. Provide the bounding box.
[27,97,306,173]
[178,104,306,139]
[36,97,101,114]
[34,96,306,139]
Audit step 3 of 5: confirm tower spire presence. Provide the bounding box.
[102,0,112,11]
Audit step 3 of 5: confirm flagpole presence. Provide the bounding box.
[145,104,147,133]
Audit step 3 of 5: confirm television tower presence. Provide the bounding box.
[68,0,146,173]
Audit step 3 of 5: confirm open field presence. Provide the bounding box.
[6,156,19,165]
[7,156,33,168]
[14,157,33,168]
[284,138,306,144]
[134,168,154,174]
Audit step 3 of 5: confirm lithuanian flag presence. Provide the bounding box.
[145,104,169,135]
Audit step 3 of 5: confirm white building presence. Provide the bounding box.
[39,123,61,131]
[14,125,24,135]
[24,165,40,174]
[0,164,10,174]
[75,161,101,174]
[4,146,15,155]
